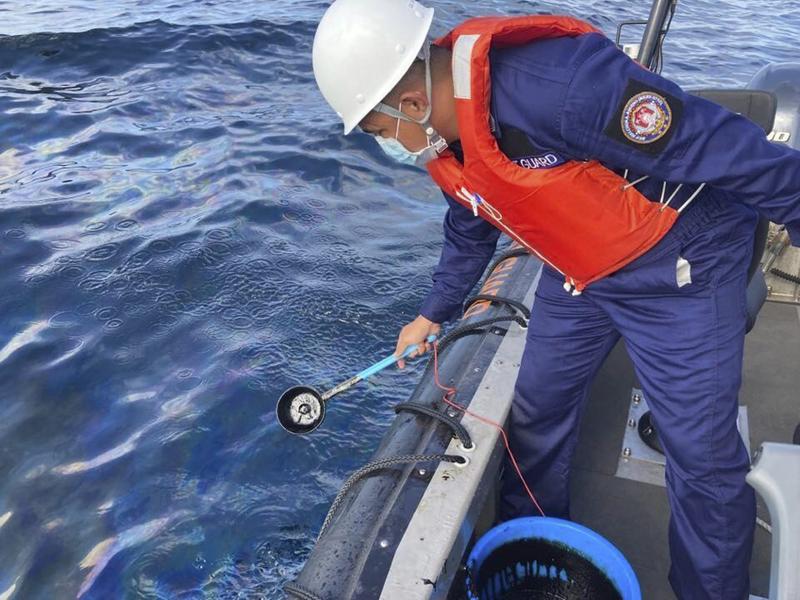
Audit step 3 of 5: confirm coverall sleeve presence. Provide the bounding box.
[561,36,800,244]
[418,192,501,324]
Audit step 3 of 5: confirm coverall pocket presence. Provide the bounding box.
[678,205,755,293]
[602,246,690,296]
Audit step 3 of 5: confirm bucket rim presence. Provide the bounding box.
[466,516,641,600]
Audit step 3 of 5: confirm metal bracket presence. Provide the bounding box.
[615,388,751,487]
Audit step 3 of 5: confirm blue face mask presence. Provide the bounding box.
[375,135,426,166]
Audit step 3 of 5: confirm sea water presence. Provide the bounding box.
[0,0,796,597]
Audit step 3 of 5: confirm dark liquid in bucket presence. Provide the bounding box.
[471,538,623,600]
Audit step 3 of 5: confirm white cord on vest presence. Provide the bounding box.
[622,175,650,190]
[660,183,683,211]
[676,183,707,213]
[658,182,707,213]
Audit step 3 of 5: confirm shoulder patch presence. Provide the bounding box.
[604,79,683,154]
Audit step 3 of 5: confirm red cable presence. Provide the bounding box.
[432,341,545,517]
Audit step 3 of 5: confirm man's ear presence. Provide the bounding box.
[400,89,430,119]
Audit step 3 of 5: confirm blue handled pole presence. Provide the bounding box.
[356,334,437,379]
[320,334,437,401]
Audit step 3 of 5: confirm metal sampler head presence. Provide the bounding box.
[276,385,326,434]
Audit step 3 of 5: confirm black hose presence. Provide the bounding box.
[771,268,800,285]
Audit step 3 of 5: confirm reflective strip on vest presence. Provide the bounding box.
[452,34,479,100]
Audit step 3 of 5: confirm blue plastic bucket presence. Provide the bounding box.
[466,517,641,600]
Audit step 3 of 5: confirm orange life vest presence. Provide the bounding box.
[427,16,679,293]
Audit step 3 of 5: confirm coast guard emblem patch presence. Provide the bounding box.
[622,92,671,143]
[604,79,683,154]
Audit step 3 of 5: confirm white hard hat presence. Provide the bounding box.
[312,0,434,134]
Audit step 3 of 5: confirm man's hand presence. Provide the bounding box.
[394,315,441,369]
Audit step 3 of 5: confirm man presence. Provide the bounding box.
[312,0,800,598]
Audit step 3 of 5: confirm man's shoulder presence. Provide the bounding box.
[489,30,610,80]
[486,30,613,152]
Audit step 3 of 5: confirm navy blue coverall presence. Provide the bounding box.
[417,32,800,600]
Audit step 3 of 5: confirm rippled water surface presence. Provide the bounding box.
[0,0,796,597]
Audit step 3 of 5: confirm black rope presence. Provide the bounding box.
[484,246,529,278]
[771,268,800,285]
[395,401,473,449]
[318,454,465,540]
[463,293,531,320]
[285,582,325,600]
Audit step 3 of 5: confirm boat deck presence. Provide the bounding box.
[571,299,800,599]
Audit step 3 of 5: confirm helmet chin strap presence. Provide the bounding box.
[373,44,449,155]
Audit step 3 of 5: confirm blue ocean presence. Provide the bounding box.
[0,0,795,597]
